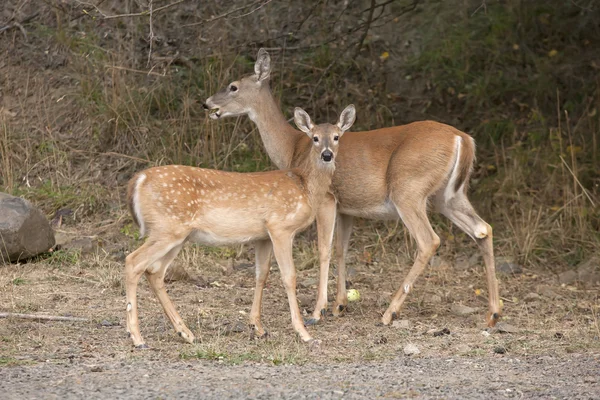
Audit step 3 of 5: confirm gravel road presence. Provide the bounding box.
[2,354,598,399]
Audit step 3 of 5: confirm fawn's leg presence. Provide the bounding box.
[145,243,196,344]
[249,239,273,337]
[309,193,337,323]
[270,231,312,342]
[125,238,181,348]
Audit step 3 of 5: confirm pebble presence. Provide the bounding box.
[403,343,420,356]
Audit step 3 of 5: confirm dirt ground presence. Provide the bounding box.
[1,227,599,398]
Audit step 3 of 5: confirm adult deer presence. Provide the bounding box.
[125,105,356,348]
[204,49,501,327]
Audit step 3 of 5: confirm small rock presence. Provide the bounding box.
[493,346,507,354]
[297,294,313,307]
[403,343,420,356]
[224,321,246,334]
[299,278,318,288]
[433,327,451,337]
[64,237,96,255]
[523,292,541,302]
[456,343,471,354]
[558,270,578,285]
[392,319,411,330]
[234,262,254,271]
[496,257,523,275]
[89,366,103,372]
[451,304,478,316]
[101,320,113,327]
[494,322,520,334]
[554,332,564,339]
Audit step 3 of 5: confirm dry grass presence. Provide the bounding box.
[1,236,599,366]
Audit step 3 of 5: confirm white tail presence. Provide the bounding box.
[205,48,501,328]
[124,105,356,348]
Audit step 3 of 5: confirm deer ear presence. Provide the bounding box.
[293,107,314,136]
[254,48,271,81]
[337,104,356,134]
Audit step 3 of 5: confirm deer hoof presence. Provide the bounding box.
[304,317,319,326]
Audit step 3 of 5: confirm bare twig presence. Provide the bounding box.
[0,312,89,322]
[471,1,487,16]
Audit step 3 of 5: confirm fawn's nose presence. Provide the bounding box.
[202,103,210,110]
[321,150,333,162]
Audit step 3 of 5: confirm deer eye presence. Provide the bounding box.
[313,136,319,143]
[230,85,238,92]
[334,135,339,141]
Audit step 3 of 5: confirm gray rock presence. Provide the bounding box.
[577,257,600,287]
[0,192,55,262]
[523,292,541,302]
[558,270,578,285]
[451,304,478,316]
[403,343,420,356]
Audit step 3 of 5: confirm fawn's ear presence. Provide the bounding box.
[294,107,314,136]
[337,104,356,135]
[254,48,271,82]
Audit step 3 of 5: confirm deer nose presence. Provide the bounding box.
[202,103,210,110]
[321,150,333,162]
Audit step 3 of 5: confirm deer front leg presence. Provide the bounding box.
[333,213,354,317]
[270,231,313,342]
[249,239,273,338]
[307,194,337,325]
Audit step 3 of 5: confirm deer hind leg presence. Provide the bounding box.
[308,194,337,324]
[249,239,273,338]
[382,198,440,325]
[269,230,313,342]
[332,213,354,317]
[125,239,182,348]
[144,243,196,344]
[436,190,501,326]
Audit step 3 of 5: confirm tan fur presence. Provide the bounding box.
[204,49,501,327]
[124,107,355,347]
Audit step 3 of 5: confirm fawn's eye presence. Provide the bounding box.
[334,135,339,141]
[313,136,319,143]
[230,85,238,92]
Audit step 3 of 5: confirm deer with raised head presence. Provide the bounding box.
[204,49,501,328]
[124,105,356,348]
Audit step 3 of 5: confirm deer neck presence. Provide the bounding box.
[296,153,334,207]
[249,85,302,170]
